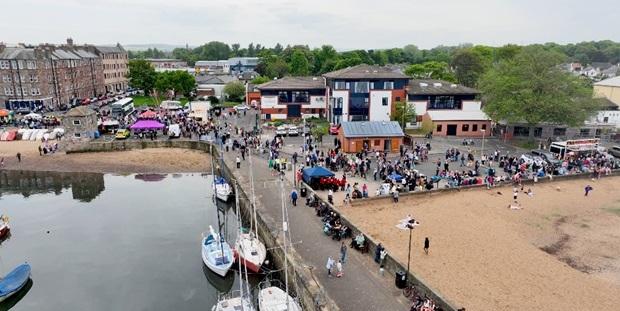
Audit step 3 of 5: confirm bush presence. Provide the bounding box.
[208,96,219,104]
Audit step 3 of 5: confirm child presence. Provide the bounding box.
[336,260,343,278]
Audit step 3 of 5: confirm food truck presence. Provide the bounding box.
[549,138,600,159]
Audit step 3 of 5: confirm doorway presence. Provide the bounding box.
[447,124,457,136]
[384,139,391,151]
[287,104,301,118]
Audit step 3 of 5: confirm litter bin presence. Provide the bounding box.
[300,187,307,198]
[395,270,407,289]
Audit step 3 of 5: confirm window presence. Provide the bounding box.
[26,61,36,69]
[334,81,346,90]
[472,124,478,132]
[73,120,81,125]
[481,124,487,131]
[74,133,81,138]
[2,75,10,82]
[384,81,394,90]
[437,124,443,132]
[534,127,542,137]
[336,97,343,108]
[369,82,374,89]
[354,82,369,93]
[0,61,9,69]
[31,88,40,95]
[580,129,590,137]
[513,126,530,137]
[382,97,389,106]
[462,124,469,132]
[374,139,381,146]
[3,87,14,96]
[395,96,401,102]
[428,96,459,109]
[553,128,566,136]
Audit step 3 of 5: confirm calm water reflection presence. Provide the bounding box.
[0,171,249,311]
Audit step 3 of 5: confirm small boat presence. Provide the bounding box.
[202,225,234,277]
[0,264,31,302]
[258,283,302,311]
[0,215,10,240]
[214,176,232,202]
[212,290,255,311]
[235,232,267,273]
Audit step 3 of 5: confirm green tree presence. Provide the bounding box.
[451,49,486,87]
[478,47,599,126]
[496,44,522,61]
[128,60,157,95]
[194,41,231,60]
[251,76,270,85]
[266,58,290,78]
[391,102,416,129]
[404,61,456,82]
[224,81,246,102]
[171,71,196,98]
[290,50,310,75]
[311,124,329,145]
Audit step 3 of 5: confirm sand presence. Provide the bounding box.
[0,141,210,173]
[343,176,620,311]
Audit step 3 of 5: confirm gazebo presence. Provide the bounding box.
[130,120,165,131]
[139,110,158,119]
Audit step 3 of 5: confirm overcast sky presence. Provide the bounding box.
[2,0,618,50]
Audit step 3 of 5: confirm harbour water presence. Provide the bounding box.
[0,171,256,311]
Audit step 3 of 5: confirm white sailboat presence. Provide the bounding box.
[213,182,256,311]
[202,225,234,277]
[258,177,302,311]
[235,150,267,273]
[214,176,233,202]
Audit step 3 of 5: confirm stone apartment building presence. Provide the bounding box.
[0,39,127,110]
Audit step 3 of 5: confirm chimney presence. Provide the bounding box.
[66,38,74,46]
[0,42,5,53]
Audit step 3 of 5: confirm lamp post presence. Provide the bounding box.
[481,129,486,161]
[397,216,419,284]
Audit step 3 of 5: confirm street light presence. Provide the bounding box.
[481,129,486,160]
[396,216,420,284]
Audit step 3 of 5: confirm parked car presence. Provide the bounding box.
[288,126,299,136]
[329,124,340,135]
[531,149,561,166]
[234,104,250,112]
[520,153,545,166]
[275,126,288,137]
[610,146,620,158]
[115,129,130,140]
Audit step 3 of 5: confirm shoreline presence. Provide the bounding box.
[0,141,211,174]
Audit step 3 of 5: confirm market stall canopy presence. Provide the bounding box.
[302,166,335,183]
[102,120,120,126]
[0,109,9,117]
[139,110,158,119]
[130,120,165,130]
[24,112,42,120]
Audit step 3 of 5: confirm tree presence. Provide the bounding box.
[266,57,290,78]
[451,49,486,87]
[153,71,196,99]
[311,124,329,145]
[194,41,231,60]
[391,102,416,129]
[404,61,456,82]
[251,76,270,85]
[290,50,310,75]
[128,60,157,95]
[224,81,245,102]
[478,47,599,126]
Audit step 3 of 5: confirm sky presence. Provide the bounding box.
[2,0,618,50]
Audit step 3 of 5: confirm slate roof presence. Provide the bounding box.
[323,64,408,79]
[257,76,326,90]
[65,106,96,117]
[341,121,404,138]
[408,79,479,95]
[195,74,238,84]
[595,76,620,87]
[95,45,125,54]
[0,47,36,60]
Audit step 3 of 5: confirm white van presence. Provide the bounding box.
[168,124,181,138]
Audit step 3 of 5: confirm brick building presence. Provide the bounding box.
[257,76,327,120]
[0,39,126,111]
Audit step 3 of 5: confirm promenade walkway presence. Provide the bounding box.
[220,147,410,311]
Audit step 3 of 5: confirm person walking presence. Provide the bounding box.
[16,152,21,163]
[291,188,298,206]
[326,256,335,277]
[340,242,347,264]
[584,185,593,196]
[424,237,430,255]
[336,260,344,278]
[38,145,42,156]
[392,189,399,204]
[236,156,241,169]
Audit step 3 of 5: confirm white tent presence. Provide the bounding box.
[24,113,42,120]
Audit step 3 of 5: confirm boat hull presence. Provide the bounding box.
[258,287,302,311]
[202,236,234,277]
[234,234,267,273]
[0,225,9,240]
[0,264,31,302]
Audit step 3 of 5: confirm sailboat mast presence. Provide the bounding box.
[234,182,245,311]
[249,149,258,239]
[279,177,290,310]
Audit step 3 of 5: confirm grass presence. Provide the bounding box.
[131,96,189,107]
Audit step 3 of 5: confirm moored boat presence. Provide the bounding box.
[211,290,255,311]
[234,232,266,273]
[214,176,232,202]
[202,225,234,277]
[0,263,31,302]
[0,215,10,240]
[258,284,302,311]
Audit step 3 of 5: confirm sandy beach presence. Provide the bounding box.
[0,141,210,173]
[343,176,620,311]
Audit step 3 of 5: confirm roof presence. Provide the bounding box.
[196,74,238,85]
[257,77,326,90]
[594,76,620,87]
[426,110,490,121]
[341,121,404,138]
[591,62,613,70]
[408,79,480,95]
[65,106,96,117]
[0,47,37,60]
[323,64,408,79]
[94,45,125,54]
[146,58,185,62]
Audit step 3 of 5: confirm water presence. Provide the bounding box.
[0,171,255,311]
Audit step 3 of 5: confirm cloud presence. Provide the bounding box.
[1,0,618,49]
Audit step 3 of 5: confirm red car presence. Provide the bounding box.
[329,124,340,135]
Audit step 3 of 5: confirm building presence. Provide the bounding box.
[227,57,259,74]
[338,121,404,153]
[195,57,259,75]
[89,44,128,94]
[256,76,327,120]
[408,79,491,137]
[62,106,98,139]
[236,70,259,82]
[323,64,409,123]
[1,41,105,110]
[195,74,238,99]
[594,76,620,106]
[147,58,187,69]
[195,60,229,74]
[245,83,261,108]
